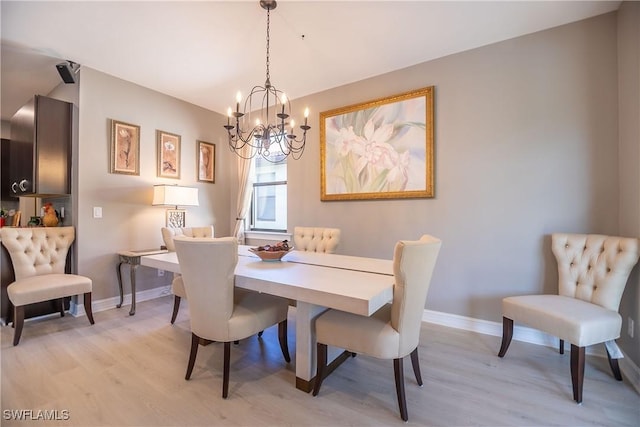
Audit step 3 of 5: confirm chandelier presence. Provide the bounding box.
[224,0,310,163]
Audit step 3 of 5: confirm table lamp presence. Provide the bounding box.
[152,184,199,228]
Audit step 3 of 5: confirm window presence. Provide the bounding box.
[250,150,287,231]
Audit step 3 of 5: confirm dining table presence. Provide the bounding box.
[141,245,394,392]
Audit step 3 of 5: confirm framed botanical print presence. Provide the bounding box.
[320,86,434,200]
[110,119,140,175]
[156,130,181,179]
[197,140,215,183]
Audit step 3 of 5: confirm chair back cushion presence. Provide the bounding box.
[391,234,442,355]
[161,226,214,251]
[293,227,340,253]
[173,237,237,338]
[552,233,639,311]
[1,226,75,280]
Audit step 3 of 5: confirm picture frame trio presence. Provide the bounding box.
[109,121,215,183]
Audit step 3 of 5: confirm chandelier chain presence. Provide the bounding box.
[265,7,270,86]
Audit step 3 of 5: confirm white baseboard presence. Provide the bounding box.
[69,290,639,395]
[422,309,640,394]
[70,285,171,317]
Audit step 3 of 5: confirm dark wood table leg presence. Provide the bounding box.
[129,263,138,316]
[116,261,125,308]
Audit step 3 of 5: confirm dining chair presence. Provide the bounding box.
[293,226,341,254]
[312,234,442,421]
[0,226,94,345]
[499,233,639,403]
[173,236,291,398]
[161,226,214,323]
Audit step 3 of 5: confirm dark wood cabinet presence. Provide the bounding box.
[9,95,73,197]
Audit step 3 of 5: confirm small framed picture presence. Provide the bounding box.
[110,119,140,175]
[157,130,181,179]
[197,140,215,183]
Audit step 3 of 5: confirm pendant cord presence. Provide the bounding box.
[265,7,271,87]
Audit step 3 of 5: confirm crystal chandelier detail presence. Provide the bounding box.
[224,0,310,163]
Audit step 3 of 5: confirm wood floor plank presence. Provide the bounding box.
[1,296,638,426]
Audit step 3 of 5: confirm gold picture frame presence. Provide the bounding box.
[156,130,181,179]
[197,140,215,183]
[320,86,434,201]
[110,119,140,175]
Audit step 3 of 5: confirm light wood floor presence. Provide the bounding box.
[1,296,638,426]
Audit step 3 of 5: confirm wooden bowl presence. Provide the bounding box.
[248,247,294,262]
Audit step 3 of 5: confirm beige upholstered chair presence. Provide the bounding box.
[0,226,94,345]
[313,235,442,421]
[293,226,341,254]
[499,233,640,403]
[174,236,290,398]
[161,226,214,323]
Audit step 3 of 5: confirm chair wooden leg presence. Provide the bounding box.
[559,339,564,354]
[13,305,25,346]
[222,342,231,399]
[312,343,328,396]
[570,344,585,403]
[605,344,623,381]
[498,317,514,357]
[410,348,423,386]
[84,293,95,325]
[278,320,291,363]
[394,357,409,421]
[170,295,181,324]
[185,333,200,380]
[58,298,65,317]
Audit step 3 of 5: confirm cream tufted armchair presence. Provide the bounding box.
[293,226,341,254]
[0,226,94,345]
[174,237,290,398]
[161,226,214,324]
[313,235,442,421]
[499,233,639,403]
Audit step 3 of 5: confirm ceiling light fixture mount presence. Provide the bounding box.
[224,0,310,163]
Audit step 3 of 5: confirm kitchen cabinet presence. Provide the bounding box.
[9,95,73,197]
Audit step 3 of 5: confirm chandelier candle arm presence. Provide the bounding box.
[223,0,310,163]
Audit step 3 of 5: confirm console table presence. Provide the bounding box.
[116,249,167,315]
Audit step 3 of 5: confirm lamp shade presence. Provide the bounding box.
[152,185,199,207]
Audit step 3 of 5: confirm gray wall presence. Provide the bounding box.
[616,1,640,363]
[76,68,230,300]
[283,11,639,362]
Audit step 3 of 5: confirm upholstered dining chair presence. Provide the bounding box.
[0,226,94,345]
[173,236,291,398]
[312,235,442,421]
[161,226,214,323]
[499,233,639,404]
[293,226,341,254]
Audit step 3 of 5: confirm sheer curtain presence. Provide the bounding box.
[233,145,255,244]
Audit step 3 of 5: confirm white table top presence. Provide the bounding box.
[141,248,394,316]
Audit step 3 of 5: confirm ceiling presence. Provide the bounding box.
[1,1,621,122]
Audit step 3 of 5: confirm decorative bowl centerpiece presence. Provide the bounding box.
[249,240,293,262]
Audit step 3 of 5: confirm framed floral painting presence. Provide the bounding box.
[197,140,215,183]
[320,87,434,201]
[156,130,181,179]
[110,119,140,175]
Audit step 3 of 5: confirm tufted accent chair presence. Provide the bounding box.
[161,226,214,324]
[293,226,341,254]
[0,226,94,345]
[499,233,640,403]
[313,235,442,421]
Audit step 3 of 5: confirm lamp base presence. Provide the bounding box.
[166,209,186,228]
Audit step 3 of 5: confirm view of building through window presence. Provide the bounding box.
[250,149,287,231]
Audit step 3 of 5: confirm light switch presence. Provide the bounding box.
[93,207,103,218]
